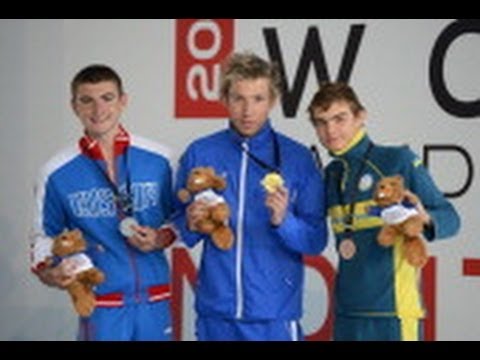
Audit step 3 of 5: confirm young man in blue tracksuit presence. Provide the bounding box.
[30,64,177,340]
[308,82,460,341]
[173,52,328,341]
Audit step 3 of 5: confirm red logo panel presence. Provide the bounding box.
[175,19,234,118]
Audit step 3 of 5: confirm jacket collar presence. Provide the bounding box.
[228,120,275,149]
[331,130,373,161]
[79,124,130,160]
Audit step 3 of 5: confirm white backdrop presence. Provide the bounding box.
[0,19,478,340]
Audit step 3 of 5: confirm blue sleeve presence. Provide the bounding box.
[160,160,174,220]
[403,148,461,241]
[274,153,328,255]
[171,145,204,248]
[43,178,69,237]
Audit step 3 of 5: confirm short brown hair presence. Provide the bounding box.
[71,64,123,100]
[307,82,364,123]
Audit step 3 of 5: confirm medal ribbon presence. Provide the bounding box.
[92,152,133,218]
[80,130,133,219]
[241,131,281,174]
[339,142,373,234]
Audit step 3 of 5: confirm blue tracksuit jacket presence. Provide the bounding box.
[173,121,328,321]
[31,130,173,306]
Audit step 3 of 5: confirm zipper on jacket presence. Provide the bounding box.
[126,247,142,303]
[235,141,248,318]
[116,154,142,304]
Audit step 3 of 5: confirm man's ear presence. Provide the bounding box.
[71,98,78,116]
[358,109,367,125]
[120,92,129,108]
[220,93,228,107]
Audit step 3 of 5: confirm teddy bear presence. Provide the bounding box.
[177,166,234,250]
[48,229,105,317]
[370,175,428,268]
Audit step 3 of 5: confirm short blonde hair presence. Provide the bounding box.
[220,51,282,101]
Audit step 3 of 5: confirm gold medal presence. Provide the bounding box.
[339,238,356,260]
[261,172,284,193]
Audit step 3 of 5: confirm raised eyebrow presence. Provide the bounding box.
[254,94,268,100]
[77,94,93,102]
[77,91,117,101]
[335,111,348,117]
[313,116,328,124]
[313,111,348,124]
[101,92,117,99]
[332,111,349,119]
[324,112,349,123]
[314,114,340,123]
[228,92,243,100]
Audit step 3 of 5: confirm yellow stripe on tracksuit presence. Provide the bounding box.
[329,200,383,233]
[393,238,424,340]
[329,201,424,340]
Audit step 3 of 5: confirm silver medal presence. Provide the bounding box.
[119,217,139,238]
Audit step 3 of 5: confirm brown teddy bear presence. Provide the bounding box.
[177,167,234,250]
[371,175,428,268]
[48,229,105,317]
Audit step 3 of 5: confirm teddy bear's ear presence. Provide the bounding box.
[72,229,82,238]
[205,167,215,176]
[178,189,191,203]
[392,175,405,188]
[212,175,226,191]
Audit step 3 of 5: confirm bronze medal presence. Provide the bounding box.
[339,238,356,260]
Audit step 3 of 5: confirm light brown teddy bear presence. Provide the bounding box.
[177,167,234,250]
[371,175,428,268]
[49,229,105,317]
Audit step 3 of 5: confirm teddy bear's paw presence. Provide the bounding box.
[405,252,428,268]
[377,226,398,247]
[403,217,424,238]
[89,269,105,285]
[211,203,230,222]
[73,293,96,317]
[196,220,216,234]
[377,234,396,247]
[404,238,428,268]
[212,227,234,250]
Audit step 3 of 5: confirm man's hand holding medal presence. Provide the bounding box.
[262,173,289,226]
